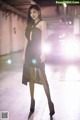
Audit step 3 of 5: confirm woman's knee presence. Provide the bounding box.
[39,69,48,84]
[29,67,35,80]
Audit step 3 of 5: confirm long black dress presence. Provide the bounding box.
[22,21,46,85]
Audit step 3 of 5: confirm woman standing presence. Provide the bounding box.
[22,4,55,118]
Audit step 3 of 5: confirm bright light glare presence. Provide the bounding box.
[6,59,12,64]
[63,3,67,7]
[42,43,52,54]
[62,40,80,59]
[65,66,80,80]
[59,33,66,38]
[69,21,72,24]
[62,33,66,37]
[32,59,37,64]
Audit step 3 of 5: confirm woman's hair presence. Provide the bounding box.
[27,4,42,27]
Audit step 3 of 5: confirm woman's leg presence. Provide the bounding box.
[38,68,51,101]
[38,68,55,116]
[29,67,35,113]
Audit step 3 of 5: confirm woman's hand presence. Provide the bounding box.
[40,53,45,62]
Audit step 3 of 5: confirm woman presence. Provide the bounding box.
[22,4,55,117]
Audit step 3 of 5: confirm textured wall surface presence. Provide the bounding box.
[0,11,26,55]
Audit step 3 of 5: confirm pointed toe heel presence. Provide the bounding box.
[49,101,55,117]
[30,99,35,113]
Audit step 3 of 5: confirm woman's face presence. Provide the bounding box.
[30,8,40,20]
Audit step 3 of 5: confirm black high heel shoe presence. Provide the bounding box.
[49,101,55,117]
[30,99,35,113]
[28,99,35,119]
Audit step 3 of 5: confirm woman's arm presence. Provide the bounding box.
[40,20,47,62]
[41,20,47,53]
[22,39,28,63]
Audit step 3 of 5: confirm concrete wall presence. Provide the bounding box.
[0,10,26,55]
[0,11,11,55]
[11,14,26,52]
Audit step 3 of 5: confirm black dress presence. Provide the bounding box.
[22,21,46,85]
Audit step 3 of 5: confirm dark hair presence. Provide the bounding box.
[27,4,42,27]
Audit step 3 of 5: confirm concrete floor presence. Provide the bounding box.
[0,51,80,120]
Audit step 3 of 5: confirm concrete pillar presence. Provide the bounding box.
[0,11,2,55]
[74,17,80,34]
[0,11,1,54]
[9,14,13,53]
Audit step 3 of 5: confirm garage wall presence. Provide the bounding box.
[0,11,11,55]
[11,14,26,52]
[0,10,27,55]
